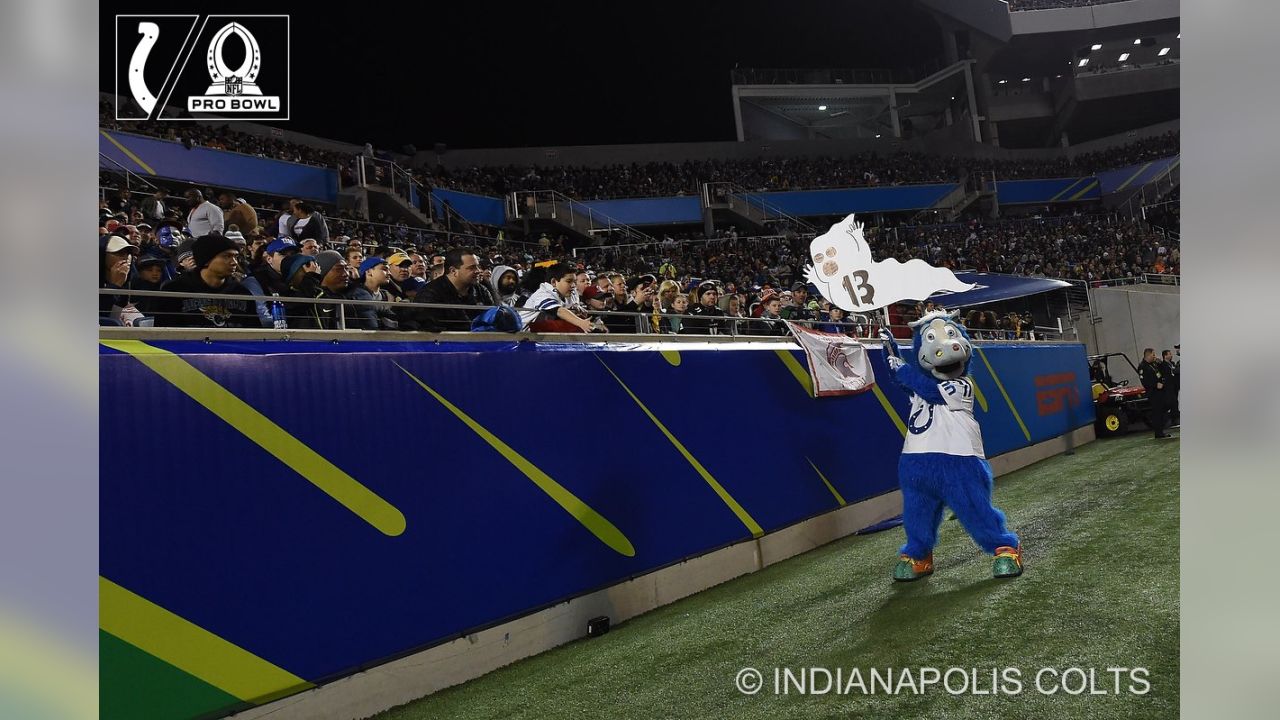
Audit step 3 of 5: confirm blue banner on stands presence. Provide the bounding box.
[1097,156,1179,195]
[577,196,703,225]
[991,177,1101,204]
[930,272,1074,306]
[100,338,1092,718]
[98,130,339,202]
[430,188,507,227]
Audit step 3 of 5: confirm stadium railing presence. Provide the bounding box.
[99,289,1068,341]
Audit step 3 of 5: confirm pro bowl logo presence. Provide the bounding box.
[115,15,290,121]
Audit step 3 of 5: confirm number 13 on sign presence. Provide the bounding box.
[841,270,875,307]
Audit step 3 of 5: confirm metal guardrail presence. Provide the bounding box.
[99,289,1066,340]
[510,189,656,245]
[730,59,951,86]
[570,232,816,254]
[1086,273,1180,288]
[704,181,818,234]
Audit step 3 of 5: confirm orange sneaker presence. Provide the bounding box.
[993,545,1023,578]
[893,553,934,582]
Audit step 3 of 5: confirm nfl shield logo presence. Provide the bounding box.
[225,75,242,95]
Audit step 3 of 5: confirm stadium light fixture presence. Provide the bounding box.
[1177,32,1181,39]
[1118,53,1130,62]
[1134,38,1142,45]
[1022,77,1030,82]
[1078,58,1089,67]
[1159,47,1170,56]
[1091,43,1102,50]
[818,105,827,111]
[998,79,1007,84]
[875,134,881,138]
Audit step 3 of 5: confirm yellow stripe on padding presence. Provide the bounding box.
[970,376,990,413]
[99,129,156,175]
[871,384,908,437]
[101,340,406,536]
[806,458,847,506]
[1070,179,1100,201]
[774,349,813,396]
[100,576,312,703]
[395,362,635,557]
[597,355,764,537]
[1049,178,1086,202]
[1114,161,1153,192]
[974,346,1031,441]
[778,346,907,436]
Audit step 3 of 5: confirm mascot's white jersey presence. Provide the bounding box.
[902,377,985,458]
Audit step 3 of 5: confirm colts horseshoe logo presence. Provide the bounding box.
[127,22,160,116]
[907,404,935,435]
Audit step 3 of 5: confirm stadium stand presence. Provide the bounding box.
[98,105,1177,336]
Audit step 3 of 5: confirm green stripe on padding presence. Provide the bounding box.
[100,630,242,720]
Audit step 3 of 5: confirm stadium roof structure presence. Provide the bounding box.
[734,0,1180,149]
[922,0,1180,147]
[731,61,980,143]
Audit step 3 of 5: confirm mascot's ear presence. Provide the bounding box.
[907,315,927,330]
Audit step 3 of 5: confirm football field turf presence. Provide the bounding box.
[377,432,1179,720]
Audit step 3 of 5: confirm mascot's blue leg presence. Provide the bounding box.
[937,456,1020,554]
[895,455,945,582]
[900,485,946,559]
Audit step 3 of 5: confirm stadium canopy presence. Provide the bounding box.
[927,272,1073,307]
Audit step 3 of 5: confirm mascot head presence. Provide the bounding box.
[910,309,973,381]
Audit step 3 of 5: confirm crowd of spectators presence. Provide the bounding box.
[100,97,1176,199]
[1143,188,1180,235]
[881,214,1179,283]
[97,102,1179,335]
[100,100,360,173]
[415,133,1179,199]
[1007,0,1131,11]
[98,177,1178,338]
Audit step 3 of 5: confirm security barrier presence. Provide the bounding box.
[99,335,1093,720]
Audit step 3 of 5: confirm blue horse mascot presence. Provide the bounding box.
[879,310,1023,581]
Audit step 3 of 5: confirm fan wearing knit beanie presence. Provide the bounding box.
[282,249,354,329]
[154,233,254,327]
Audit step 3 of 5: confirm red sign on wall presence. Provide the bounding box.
[1035,372,1081,416]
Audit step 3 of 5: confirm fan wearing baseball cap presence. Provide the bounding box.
[383,251,414,301]
[251,237,300,296]
[153,233,255,328]
[99,234,140,318]
[350,257,399,330]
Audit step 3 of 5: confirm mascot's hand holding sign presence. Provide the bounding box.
[804,214,1024,582]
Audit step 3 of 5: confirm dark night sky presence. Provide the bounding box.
[101,1,942,149]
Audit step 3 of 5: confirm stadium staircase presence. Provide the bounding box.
[1045,278,1091,339]
[509,189,656,246]
[359,157,434,229]
[908,175,982,224]
[1109,156,1180,217]
[704,182,818,235]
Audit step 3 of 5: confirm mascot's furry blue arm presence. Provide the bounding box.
[879,311,1024,581]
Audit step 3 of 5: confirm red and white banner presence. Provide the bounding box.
[787,322,877,397]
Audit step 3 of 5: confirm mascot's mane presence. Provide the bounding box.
[908,308,973,376]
